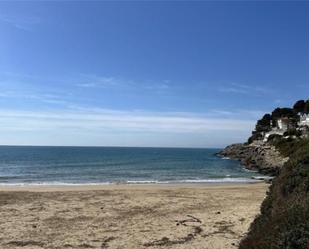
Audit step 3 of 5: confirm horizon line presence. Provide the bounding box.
[0,144,223,150]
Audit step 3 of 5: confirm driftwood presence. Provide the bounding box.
[175,215,202,226]
[144,215,203,247]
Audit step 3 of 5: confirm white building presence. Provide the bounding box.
[277,117,291,131]
[263,130,285,142]
[263,117,293,142]
[299,113,309,127]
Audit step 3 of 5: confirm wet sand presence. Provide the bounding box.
[0,183,267,249]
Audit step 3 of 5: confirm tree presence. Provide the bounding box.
[271,108,296,119]
[293,100,306,113]
[304,101,309,114]
[255,114,272,132]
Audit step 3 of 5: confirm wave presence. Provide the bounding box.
[251,176,274,180]
[126,180,170,184]
[126,178,262,184]
[0,177,264,187]
[172,178,262,183]
[0,181,113,187]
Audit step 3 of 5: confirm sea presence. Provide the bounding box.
[0,146,262,186]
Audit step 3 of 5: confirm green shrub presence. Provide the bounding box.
[267,134,283,143]
[239,138,309,249]
[248,132,263,144]
[283,129,302,137]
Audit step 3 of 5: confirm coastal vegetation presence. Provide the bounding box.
[239,138,309,249]
[248,99,309,144]
[238,101,309,249]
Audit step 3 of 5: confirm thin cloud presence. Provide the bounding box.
[0,109,256,134]
[208,109,265,120]
[75,74,171,92]
[0,14,40,31]
[76,75,122,88]
[218,86,248,94]
[218,82,272,96]
[0,90,70,106]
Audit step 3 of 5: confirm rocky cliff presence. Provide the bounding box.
[219,142,289,176]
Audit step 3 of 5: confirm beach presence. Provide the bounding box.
[0,183,267,249]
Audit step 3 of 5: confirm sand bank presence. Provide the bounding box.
[0,183,267,249]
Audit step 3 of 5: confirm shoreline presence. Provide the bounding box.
[0,181,267,192]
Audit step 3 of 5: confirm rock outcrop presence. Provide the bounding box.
[218,142,289,176]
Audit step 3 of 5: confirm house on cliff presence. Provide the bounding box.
[277,117,293,130]
[299,113,309,127]
[298,113,309,135]
[263,117,295,142]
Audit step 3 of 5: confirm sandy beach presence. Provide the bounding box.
[0,183,267,249]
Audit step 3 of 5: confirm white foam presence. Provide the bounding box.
[175,178,262,183]
[0,177,264,187]
[0,182,113,187]
[126,177,263,184]
[126,180,169,184]
[251,176,274,180]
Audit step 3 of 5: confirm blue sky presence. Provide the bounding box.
[0,1,309,147]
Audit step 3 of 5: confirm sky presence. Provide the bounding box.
[0,1,309,148]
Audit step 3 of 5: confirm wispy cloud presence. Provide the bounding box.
[0,72,75,107]
[208,109,265,120]
[75,75,122,88]
[0,108,256,134]
[0,72,174,109]
[0,14,40,31]
[75,74,171,92]
[0,108,257,147]
[218,82,272,96]
[0,89,71,106]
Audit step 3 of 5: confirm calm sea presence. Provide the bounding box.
[0,146,261,186]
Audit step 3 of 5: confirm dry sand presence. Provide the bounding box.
[0,183,267,249]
